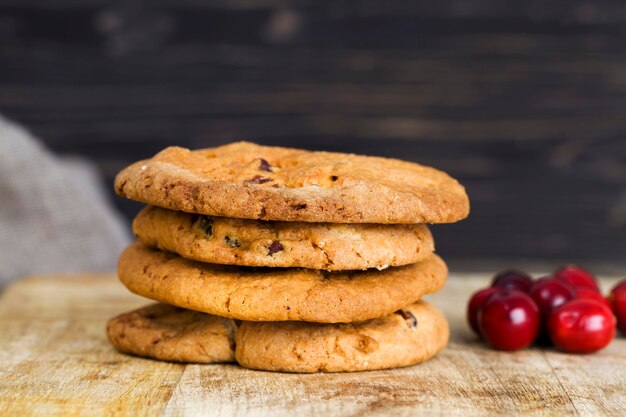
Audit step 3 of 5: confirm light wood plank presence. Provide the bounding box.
[0,276,184,417]
[0,274,624,416]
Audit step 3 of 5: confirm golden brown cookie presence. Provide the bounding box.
[237,300,448,372]
[133,206,434,271]
[118,242,447,323]
[115,142,469,224]
[106,303,237,363]
[107,301,448,372]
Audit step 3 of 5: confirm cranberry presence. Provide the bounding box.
[529,277,577,318]
[547,299,616,353]
[491,270,533,292]
[467,287,499,335]
[478,290,540,351]
[574,287,610,309]
[554,265,599,292]
[608,280,626,334]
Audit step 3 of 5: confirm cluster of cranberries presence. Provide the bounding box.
[468,265,626,353]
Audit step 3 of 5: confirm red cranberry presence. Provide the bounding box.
[529,277,577,318]
[478,290,540,351]
[554,265,599,292]
[608,280,626,334]
[491,270,533,292]
[547,299,616,353]
[467,287,499,335]
[575,287,610,309]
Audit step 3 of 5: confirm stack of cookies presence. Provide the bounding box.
[107,142,469,373]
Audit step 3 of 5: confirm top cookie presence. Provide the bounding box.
[115,142,469,224]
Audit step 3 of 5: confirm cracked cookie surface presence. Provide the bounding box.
[236,300,449,372]
[115,141,469,224]
[106,303,237,363]
[133,206,434,270]
[117,242,447,323]
[107,301,448,372]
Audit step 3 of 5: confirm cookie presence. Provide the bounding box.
[115,142,469,224]
[107,301,448,372]
[106,303,236,363]
[118,242,447,323]
[236,300,449,372]
[133,206,434,271]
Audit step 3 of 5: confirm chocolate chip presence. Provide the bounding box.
[245,175,272,185]
[395,309,418,328]
[330,175,338,181]
[267,240,284,256]
[258,158,273,172]
[197,216,213,237]
[225,236,241,248]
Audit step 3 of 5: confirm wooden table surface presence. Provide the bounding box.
[0,274,624,416]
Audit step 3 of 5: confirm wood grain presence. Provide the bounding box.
[0,274,624,416]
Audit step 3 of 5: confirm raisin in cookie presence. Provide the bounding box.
[106,303,236,363]
[133,206,434,271]
[115,142,469,224]
[118,242,447,323]
[236,300,448,372]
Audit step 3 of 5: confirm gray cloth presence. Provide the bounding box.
[0,116,131,287]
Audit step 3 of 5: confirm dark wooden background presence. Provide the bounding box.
[1,1,625,271]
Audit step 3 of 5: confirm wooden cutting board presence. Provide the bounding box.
[0,273,624,416]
